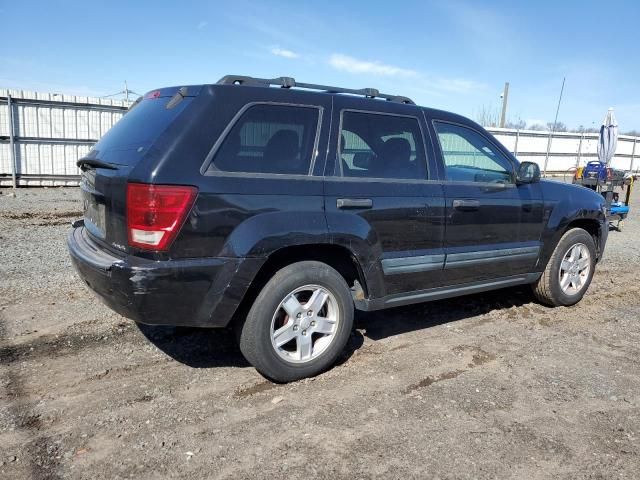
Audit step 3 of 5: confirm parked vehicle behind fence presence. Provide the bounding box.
[68,75,608,382]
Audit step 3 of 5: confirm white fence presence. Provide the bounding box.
[1,88,638,186]
[487,128,639,174]
[0,88,129,186]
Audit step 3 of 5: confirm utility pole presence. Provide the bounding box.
[102,82,140,104]
[499,82,509,128]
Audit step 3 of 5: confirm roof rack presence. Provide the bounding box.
[216,75,415,105]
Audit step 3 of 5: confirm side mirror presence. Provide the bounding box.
[517,161,540,184]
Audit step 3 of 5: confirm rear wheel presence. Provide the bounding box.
[238,261,354,382]
[532,228,597,306]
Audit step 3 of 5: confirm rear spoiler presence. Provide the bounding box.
[127,85,202,111]
[141,85,203,99]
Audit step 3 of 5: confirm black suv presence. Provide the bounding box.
[68,75,608,382]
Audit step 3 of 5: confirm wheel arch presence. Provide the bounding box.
[565,218,601,245]
[539,213,605,271]
[230,243,371,329]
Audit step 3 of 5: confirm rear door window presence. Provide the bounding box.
[209,104,320,175]
[338,111,427,180]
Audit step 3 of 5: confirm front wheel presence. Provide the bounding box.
[238,261,354,382]
[532,228,597,307]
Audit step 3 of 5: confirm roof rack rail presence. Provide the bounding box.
[216,75,415,105]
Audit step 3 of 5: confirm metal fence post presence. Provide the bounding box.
[543,131,553,177]
[576,133,584,168]
[514,129,519,156]
[631,138,637,173]
[7,94,17,189]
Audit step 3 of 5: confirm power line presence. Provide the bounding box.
[542,77,566,177]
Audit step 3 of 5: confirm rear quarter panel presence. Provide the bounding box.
[174,176,329,258]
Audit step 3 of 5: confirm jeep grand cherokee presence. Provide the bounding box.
[68,75,608,382]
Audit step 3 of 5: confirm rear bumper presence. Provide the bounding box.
[67,226,262,327]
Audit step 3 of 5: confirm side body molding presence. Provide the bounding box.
[381,254,445,275]
[444,246,540,269]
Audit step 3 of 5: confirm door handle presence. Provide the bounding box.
[337,198,373,209]
[452,199,480,211]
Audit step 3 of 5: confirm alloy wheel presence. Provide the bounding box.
[269,285,340,364]
[558,243,591,295]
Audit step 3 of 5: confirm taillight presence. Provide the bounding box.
[126,183,197,251]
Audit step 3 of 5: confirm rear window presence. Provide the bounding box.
[208,104,320,175]
[90,96,193,165]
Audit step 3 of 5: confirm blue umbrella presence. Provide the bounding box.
[597,108,618,166]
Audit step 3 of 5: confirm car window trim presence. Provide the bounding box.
[420,109,444,181]
[323,176,443,185]
[200,101,324,177]
[431,119,517,183]
[336,108,431,181]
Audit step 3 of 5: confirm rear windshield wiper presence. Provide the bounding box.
[77,158,119,171]
[165,86,188,109]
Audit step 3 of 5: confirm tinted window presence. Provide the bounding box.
[92,96,194,166]
[434,122,513,183]
[211,104,319,175]
[339,111,427,180]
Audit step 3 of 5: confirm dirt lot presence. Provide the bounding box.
[1,186,639,479]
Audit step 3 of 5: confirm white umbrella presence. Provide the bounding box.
[597,108,618,166]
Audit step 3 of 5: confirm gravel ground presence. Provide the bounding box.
[1,186,639,479]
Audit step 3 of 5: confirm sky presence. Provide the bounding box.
[1,0,639,131]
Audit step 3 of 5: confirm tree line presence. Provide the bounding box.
[473,105,640,136]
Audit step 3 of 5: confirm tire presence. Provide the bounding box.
[532,228,597,307]
[238,261,354,382]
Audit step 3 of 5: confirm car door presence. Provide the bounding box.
[324,98,445,297]
[429,118,544,285]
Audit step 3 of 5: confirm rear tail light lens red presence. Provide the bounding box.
[126,183,197,251]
